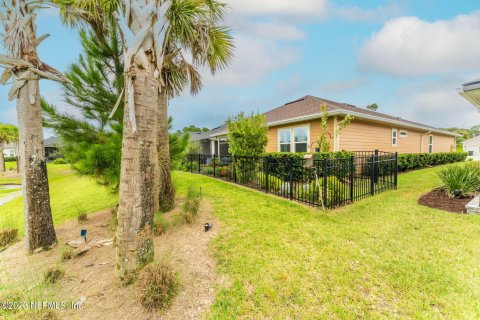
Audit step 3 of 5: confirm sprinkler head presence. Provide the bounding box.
[204,223,213,232]
[453,189,462,198]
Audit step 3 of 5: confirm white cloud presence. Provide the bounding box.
[226,0,328,17]
[245,22,305,40]
[358,12,480,77]
[321,78,369,93]
[332,3,404,23]
[390,78,480,128]
[202,34,299,87]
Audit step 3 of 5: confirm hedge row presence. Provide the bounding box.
[264,151,354,181]
[397,152,467,172]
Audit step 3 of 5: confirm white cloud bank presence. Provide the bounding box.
[359,11,480,77]
[226,0,328,17]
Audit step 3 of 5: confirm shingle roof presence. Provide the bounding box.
[265,95,456,135]
[195,95,459,141]
[190,124,227,141]
[44,136,63,148]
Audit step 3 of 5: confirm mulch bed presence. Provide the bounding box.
[418,188,473,214]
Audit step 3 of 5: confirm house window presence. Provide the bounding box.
[429,135,433,153]
[278,126,309,153]
[399,130,408,138]
[392,129,398,147]
[279,129,291,152]
[294,126,308,152]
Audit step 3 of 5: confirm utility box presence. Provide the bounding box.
[304,154,314,168]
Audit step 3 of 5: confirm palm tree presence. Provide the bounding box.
[0,0,66,252]
[52,0,233,280]
[0,123,18,172]
[156,4,234,212]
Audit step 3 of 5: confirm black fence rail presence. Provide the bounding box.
[184,150,398,209]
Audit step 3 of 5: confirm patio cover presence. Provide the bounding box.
[458,79,480,110]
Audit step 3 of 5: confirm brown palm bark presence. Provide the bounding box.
[157,91,175,212]
[116,68,158,281]
[17,80,56,252]
[0,145,5,172]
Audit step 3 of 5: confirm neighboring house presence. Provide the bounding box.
[458,79,480,110]
[2,143,16,158]
[194,95,459,155]
[44,136,63,160]
[2,137,63,160]
[463,136,480,160]
[190,124,229,157]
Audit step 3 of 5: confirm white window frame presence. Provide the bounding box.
[278,125,310,153]
[429,135,433,153]
[392,128,398,147]
[278,128,292,152]
[399,130,408,138]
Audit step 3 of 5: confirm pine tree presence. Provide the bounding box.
[43,24,189,190]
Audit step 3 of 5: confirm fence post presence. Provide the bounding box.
[289,158,294,200]
[394,152,398,189]
[370,152,376,196]
[190,154,193,173]
[233,157,237,183]
[350,155,354,202]
[198,154,201,173]
[213,156,216,178]
[323,158,328,208]
[374,149,379,184]
[265,157,269,192]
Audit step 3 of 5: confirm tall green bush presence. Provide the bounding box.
[227,112,268,183]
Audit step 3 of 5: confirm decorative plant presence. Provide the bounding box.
[315,105,354,152]
[437,163,480,198]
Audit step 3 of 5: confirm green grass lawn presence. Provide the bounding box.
[174,165,480,319]
[0,163,118,233]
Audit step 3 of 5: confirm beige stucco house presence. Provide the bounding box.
[193,95,459,155]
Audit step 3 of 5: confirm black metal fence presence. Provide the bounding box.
[184,150,398,209]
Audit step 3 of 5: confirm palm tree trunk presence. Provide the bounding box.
[157,92,175,212]
[116,68,158,281]
[0,145,5,172]
[16,80,57,252]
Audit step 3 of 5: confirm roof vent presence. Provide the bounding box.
[285,97,305,106]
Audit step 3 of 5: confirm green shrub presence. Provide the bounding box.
[437,163,480,198]
[44,266,64,284]
[52,158,67,164]
[60,246,74,262]
[398,152,467,172]
[137,261,179,310]
[77,213,87,223]
[153,214,169,236]
[0,228,18,248]
[181,186,201,224]
[264,151,354,181]
[4,157,16,162]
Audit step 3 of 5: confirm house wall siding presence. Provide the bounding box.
[266,117,456,153]
[338,119,455,153]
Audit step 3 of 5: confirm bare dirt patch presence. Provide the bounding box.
[418,188,473,214]
[0,200,220,320]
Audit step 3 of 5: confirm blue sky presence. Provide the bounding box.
[1,0,480,136]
